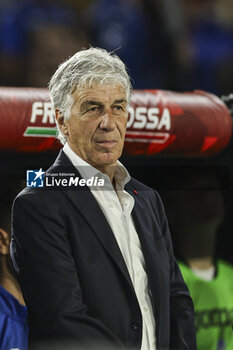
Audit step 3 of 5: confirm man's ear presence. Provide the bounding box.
[55,109,69,136]
[0,228,10,255]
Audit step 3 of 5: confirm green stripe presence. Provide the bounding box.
[24,127,57,136]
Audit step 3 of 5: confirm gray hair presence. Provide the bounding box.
[49,47,132,144]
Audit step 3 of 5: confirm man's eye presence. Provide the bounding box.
[87,106,98,113]
[114,105,123,111]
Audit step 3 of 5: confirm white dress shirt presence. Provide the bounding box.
[63,142,156,350]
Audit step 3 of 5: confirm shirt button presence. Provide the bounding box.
[132,322,141,330]
[136,271,140,277]
[144,307,148,312]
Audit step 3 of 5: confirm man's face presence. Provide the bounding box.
[58,83,128,169]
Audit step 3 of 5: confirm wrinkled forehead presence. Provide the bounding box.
[71,82,128,105]
[71,78,130,102]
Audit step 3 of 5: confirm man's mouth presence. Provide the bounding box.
[95,140,117,148]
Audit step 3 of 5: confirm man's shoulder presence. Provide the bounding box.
[127,177,164,209]
[14,162,63,206]
[127,177,159,195]
[16,150,75,200]
[126,177,166,227]
[13,186,53,212]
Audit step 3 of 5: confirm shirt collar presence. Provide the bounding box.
[63,142,131,190]
[114,161,131,190]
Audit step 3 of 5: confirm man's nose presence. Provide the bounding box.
[99,109,115,131]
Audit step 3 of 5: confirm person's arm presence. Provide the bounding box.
[155,192,197,350]
[11,191,126,350]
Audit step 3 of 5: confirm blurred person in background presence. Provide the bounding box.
[73,0,170,89]
[179,0,233,94]
[1,0,232,95]
[0,178,28,350]
[161,168,233,350]
[25,21,89,87]
[0,0,89,87]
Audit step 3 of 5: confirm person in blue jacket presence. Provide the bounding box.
[0,179,28,350]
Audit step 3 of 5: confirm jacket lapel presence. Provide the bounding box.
[126,184,162,316]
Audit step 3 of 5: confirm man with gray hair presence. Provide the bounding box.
[11,47,196,350]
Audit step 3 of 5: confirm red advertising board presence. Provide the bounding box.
[0,87,231,156]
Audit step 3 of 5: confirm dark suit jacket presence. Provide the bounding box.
[11,151,196,350]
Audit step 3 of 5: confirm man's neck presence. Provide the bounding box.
[94,164,116,183]
[64,142,117,184]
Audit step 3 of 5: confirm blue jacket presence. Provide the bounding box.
[0,286,28,350]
